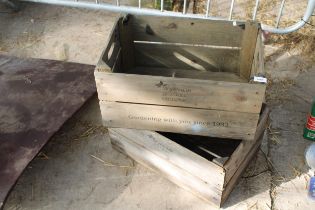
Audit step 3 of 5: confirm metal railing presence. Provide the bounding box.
[19,0,315,34]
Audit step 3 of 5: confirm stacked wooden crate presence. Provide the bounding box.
[95,14,268,208]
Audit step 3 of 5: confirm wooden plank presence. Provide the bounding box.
[239,21,260,80]
[109,129,223,207]
[131,15,244,47]
[213,157,229,167]
[126,67,247,83]
[223,106,269,185]
[251,31,265,78]
[118,15,135,70]
[221,133,264,204]
[100,101,260,140]
[110,128,224,189]
[112,49,121,73]
[95,18,120,72]
[95,72,266,113]
[134,43,240,73]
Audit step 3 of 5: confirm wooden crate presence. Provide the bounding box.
[108,105,269,208]
[95,14,266,140]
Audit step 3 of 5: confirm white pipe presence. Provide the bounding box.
[183,0,187,14]
[229,0,235,20]
[252,0,259,20]
[276,0,286,28]
[20,0,315,34]
[263,0,315,33]
[20,0,226,20]
[206,0,211,18]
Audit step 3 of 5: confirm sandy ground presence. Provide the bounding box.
[1,2,315,210]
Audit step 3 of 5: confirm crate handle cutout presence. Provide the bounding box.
[107,41,115,62]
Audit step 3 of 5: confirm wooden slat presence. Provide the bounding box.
[110,128,224,189]
[95,19,120,72]
[109,129,223,207]
[126,67,247,83]
[239,22,260,80]
[131,15,244,47]
[134,43,240,73]
[221,133,264,204]
[251,32,265,78]
[223,106,269,185]
[100,101,260,140]
[95,72,266,113]
[118,15,135,70]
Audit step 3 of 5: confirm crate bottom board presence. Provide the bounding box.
[109,127,265,207]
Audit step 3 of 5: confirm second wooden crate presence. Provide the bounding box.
[95,14,266,140]
[109,105,269,207]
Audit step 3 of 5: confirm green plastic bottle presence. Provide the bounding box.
[304,98,315,141]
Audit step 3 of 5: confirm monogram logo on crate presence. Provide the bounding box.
[155,81,192,103]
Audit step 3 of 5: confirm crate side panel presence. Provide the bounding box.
[95,72,265,114]
[110,128,225,188]
[221,133,264,205]
[134,43,240,73]
[251,31,265,78]
[223,106,269,185]
[100,102,260,140]
[239,22,260,80]
[109,129,223,207]
[131,15,244,47]
[95,18,121,72]
[118,16,135,71]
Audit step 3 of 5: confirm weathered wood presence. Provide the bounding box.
[95,72,265,113]
[118,15,135,70]
[95,19,120,72]
[100,101,260,140]
[239,22,260,80]
[223,106,269,185]
[110,130,223,207]
[134,43,240,73]
[110,128,225,189]
[221,133,264,204]
[251,32,265,78]
[213,157,229,167]
[95,15,266,140]
[131,15,244,47]
[108,105,269,207]
[126,67,247,82]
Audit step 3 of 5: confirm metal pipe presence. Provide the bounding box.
[20,0,226,20]
[138,0,141,9]
[229,0,235,20]
[252,0,259,20]
[263,0,315,33]
[19,0,315,34]
[276,0,286,28]
[183,0,187,14]
[116,0,119,6]
[160,0,163,12]
[206,0,211,18]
